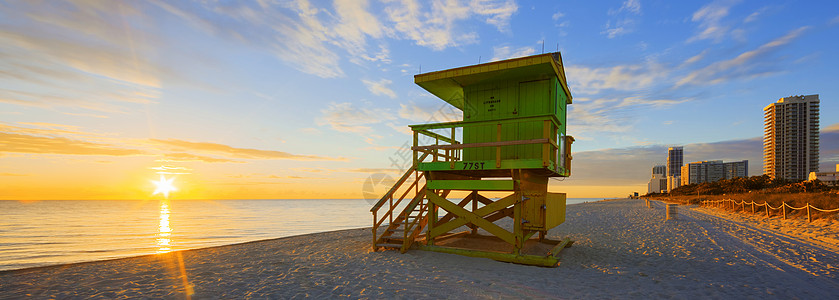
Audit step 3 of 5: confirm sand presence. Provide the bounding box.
[2,199,838,299]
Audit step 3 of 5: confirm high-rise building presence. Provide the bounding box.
[666,147,683,191]
[647,165,667,194]
[652,165,666,176]
[763,94,820,181]
[681,160,749,185]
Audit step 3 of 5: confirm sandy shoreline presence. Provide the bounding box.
[2,199,838,298]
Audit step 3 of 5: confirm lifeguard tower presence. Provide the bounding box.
[370,52,574,267]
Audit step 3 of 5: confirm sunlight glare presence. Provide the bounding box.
[152,175,177,198]
[157,201,172,253]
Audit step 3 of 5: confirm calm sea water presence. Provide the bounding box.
[0,198,600,271]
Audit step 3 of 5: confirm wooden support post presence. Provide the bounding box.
[496,123,502,168]
[542,120,549,167]
[766,203,770,218]
[427,190,437,246]
[450,127,456,169]
[372,212,377,251]
[431,135,440,162]
[807,204,811,223]
[471,191,478,235]
[412,131,418,166]
[782,202,786,220]
[751,202,754,214]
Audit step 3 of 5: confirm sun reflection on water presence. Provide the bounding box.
[157,200,172,253]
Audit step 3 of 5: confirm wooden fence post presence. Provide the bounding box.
[782,202,786,220]
[765,203,769,218]
[807,204,811,223]
[751,202,755,214]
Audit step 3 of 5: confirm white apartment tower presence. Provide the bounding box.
[763,94,820,181]
[647,165,667,194]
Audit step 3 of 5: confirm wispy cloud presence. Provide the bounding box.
[362,79,397,99]
[602,0,641,38]
[317,102,395,134]
[743,6,771,23]
[566,62,666,95]
[688,0,740,43]
[0,1,168,114]
[150,139,344,161]
[159,153,240,163]
[397,102,460,123]
[150,0,517,78]
[383,0,517,50]
[681,50,709,66]
[677,26,809,86]
[0,132,145,156]
[490,45,536,62]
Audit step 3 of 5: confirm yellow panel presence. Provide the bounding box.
[545,193,566,229]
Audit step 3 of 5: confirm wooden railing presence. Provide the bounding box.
[408,114,571,175]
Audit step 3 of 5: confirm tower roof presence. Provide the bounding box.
[413,52,572,111]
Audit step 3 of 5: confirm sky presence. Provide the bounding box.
[1,0,838,200]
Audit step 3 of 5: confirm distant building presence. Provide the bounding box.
[666,147,683,192]
[652,165,666,176]
[808,164,839,186]
[681,160,749,185]
[763,94,820,181]
[647,165,667,194]
[723,160,749,179]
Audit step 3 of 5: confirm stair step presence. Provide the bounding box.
[376,243,403,248]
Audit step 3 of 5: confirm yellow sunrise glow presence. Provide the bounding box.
[152,175,177,198]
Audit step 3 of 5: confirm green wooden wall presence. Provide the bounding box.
[462,77,567,162]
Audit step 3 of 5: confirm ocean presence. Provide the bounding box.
[0,198,602,271]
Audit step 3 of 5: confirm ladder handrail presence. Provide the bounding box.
[373,172,424,229]
[370,152,430,213]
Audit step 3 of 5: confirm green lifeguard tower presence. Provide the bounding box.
[370,52,574,267]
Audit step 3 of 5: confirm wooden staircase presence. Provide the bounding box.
[371,152,451,253]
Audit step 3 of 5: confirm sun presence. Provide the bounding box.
[152,175,177,198]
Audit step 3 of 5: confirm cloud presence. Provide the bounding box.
[150,139,343,161]
[0,1,168,114]
[602,19,635,38]
[347,168,401,174]
[602,0,641,38]
[318,102,395,133]
[681,50,708,66]
[552,11,565,21]
[568,126,839,187]
[333,0,386,61]
[362,79,397,99]
[382,0,518,50]
[159,152,239,163]
[619,0,641,14]
[0,132,145,156]
[398,102,460,123]
[568,137,762,186]
[677,26,809,87]
[151,0,516,78]
[490,45,536,62]
[688,0,739,43]
[743,6,770,23]
[566,62,666,95]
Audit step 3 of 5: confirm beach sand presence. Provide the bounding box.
[2,199,838,299]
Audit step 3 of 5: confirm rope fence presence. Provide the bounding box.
[700,199,839,223]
